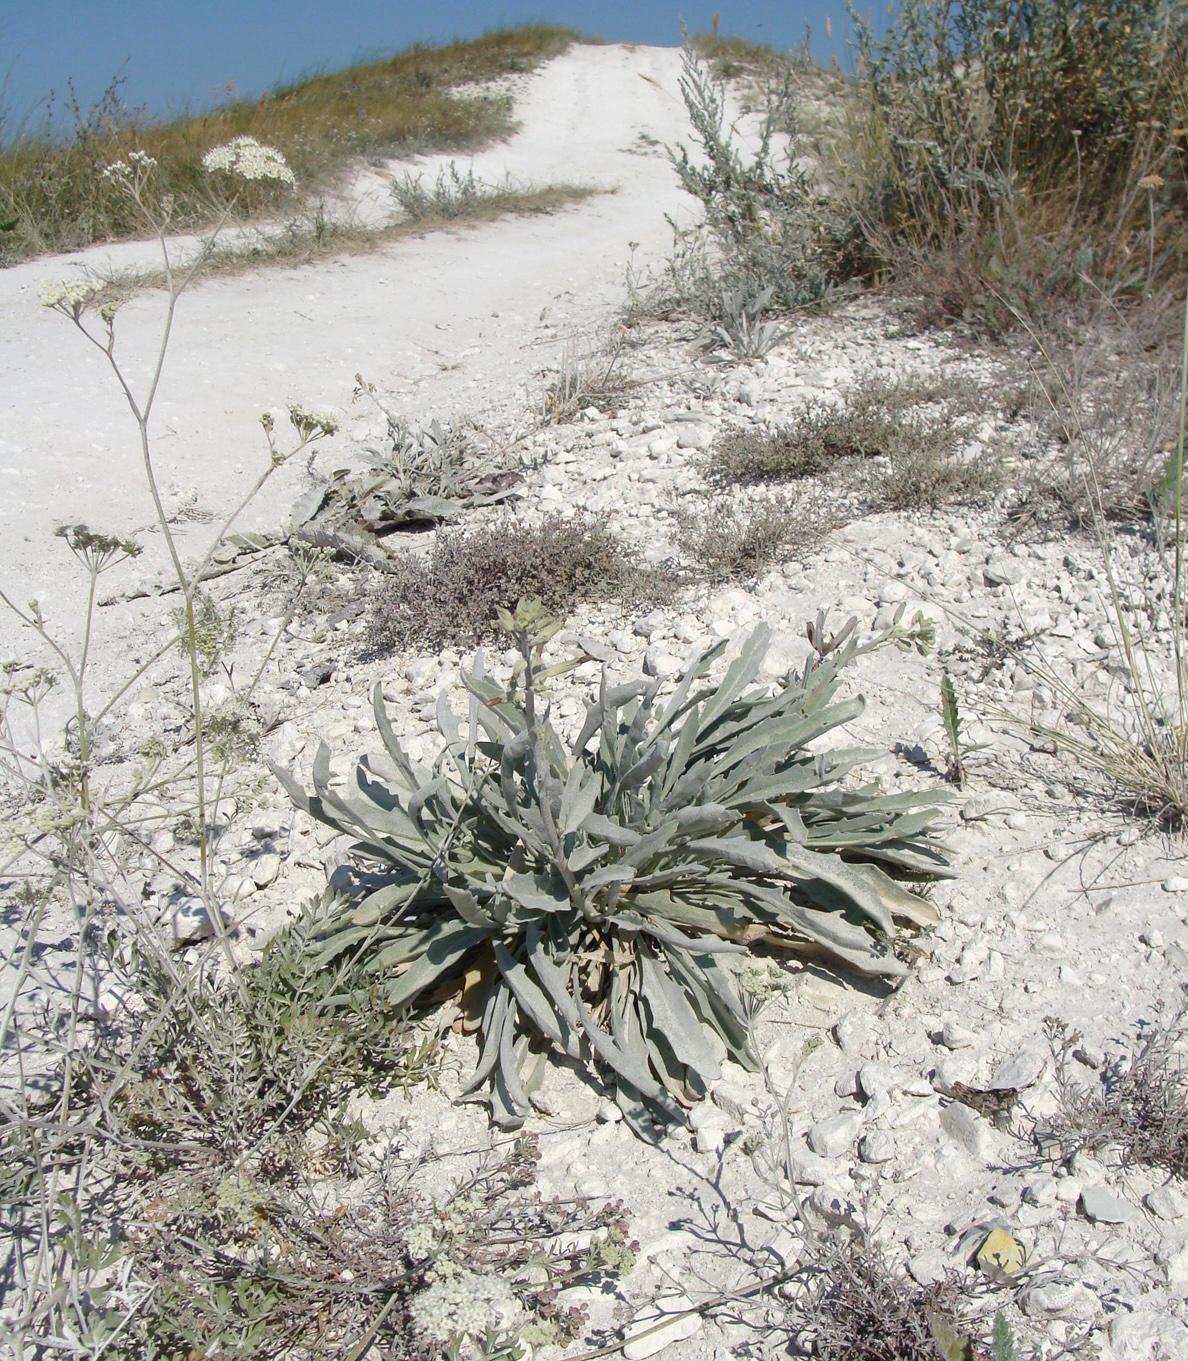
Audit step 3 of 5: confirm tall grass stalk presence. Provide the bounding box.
[1172,287,1188,718]
[994,291,1188,824]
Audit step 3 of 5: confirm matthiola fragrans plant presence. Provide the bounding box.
[282,602,950,1135]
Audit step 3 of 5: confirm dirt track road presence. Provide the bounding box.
[0,43,702,697]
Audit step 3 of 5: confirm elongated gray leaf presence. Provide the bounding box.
[672,803,738,837]
[638,949,722,1078]
[567,842,609,873]
[494,940,580,1058]
[500,871,570,915]
[582,813,640,847]
[608,911,747,955]
[560,764,600,834]
[461,985,511,1096]
[581,864,637,893]
[443,884,498,929]
[741,881,905,976]
[696,625,771,735]
[571,988,671,1106]
[380,920,488,1009]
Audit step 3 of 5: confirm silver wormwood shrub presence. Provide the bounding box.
[280,603,950,1137]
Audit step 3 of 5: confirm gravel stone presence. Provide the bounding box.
[1080,1186,1135,1224]
[808,1112,863,1158]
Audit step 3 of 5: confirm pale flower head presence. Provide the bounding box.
[735,954,793,1012]
[202,136,295,187]
[100,151,158,192]
[409,1263,523,1350]
[39,276,105,315]
[287,403,340,439]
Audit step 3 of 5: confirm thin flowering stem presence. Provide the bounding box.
[1173,286,1188,716]
[27,140,297,935]
[67,194,237,895]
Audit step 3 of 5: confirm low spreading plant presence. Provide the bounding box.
[281,602,949,1136]
[285,385,519,567]
[105,889,422,1155]
[70,1134,623,1360]
[365,515,662,652]
[795,1242,971,1361]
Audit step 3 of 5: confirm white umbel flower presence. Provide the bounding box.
[202,136,295,186]
[39,277,104,312]
[100,150,158,186]
[409,1264,523,1349]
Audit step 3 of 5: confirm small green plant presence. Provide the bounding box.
[666,44,846,320]
[931,1312,1019,1361]
[709,285,787,358]
[939,670,987,790]
[106,888,417,1153]
[282,602,950,1136]
[990,1313,1021,1361]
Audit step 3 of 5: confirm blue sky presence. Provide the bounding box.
[0,1,855,139]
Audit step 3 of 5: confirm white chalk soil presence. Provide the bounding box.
[3,41,1187,1361]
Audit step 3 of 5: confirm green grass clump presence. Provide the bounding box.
[0,25,581,257]
[687,31,795,80]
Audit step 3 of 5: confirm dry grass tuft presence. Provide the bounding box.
[540,334,635,423]
[676,490,826,581]
[708,377,1002,511]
